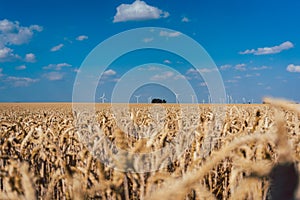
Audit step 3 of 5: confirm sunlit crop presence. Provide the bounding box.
[0,99,299,199]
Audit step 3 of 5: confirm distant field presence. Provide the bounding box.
[0,102,299,199]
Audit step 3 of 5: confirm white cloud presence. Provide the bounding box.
[138,65,162,71]
[143,37,153,43]
[25,53,36,62]
[226,80,238,83]
[174,74,186,80]
[43,63,71,71]
[6,76,38,87]
[245,73,260,78]
[16,65,26,70]
[29,25,43,32]
[199,82,207,87]
[286,64,300,73]
[159,31,181,38]
[220,64,231,70]
[251,65,271,70]
[163,59,171,64]
[0,19,41,63]
[181,17,190,22]
[50,44,64,52]
[239,49,255,55]
[0,47,20,62]
[99,69,118,84]
[0,19,42,47]
[57,63,71,69]
[113,0,169,23]
[0,47,12,58]
[74,68,81,73]
[199,68,215,73]
[239,41,294,55]
[186,68,197,74]
[44,72,64,81]
[112,78,120,82]
[76,35,88,41]
[151,71,174,81]
[235,63,246,71]
[187,68,215,74]
[0,19,15,32]
[103,69,117,76]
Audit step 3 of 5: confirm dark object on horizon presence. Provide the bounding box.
[151,98,167,103]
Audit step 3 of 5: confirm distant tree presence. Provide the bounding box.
[151,98,167,103]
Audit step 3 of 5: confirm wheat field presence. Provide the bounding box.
[0,98,299,200]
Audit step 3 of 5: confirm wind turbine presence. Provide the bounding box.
[191,95,195,104]
[148,96,152,103]
[174,93,180,104]
[135,95,140,104]
[208,95,211,104]
[99,93,106,103]
[242,97,246,104]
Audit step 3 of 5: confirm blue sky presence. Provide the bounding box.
[1,0,300,103]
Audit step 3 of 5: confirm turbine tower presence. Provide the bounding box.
[174,93,180,104]
[191,94,195,104]
[135,95,140,104]
[242,97,246,104]
[99,93,106,103]
[148,96,152,103]
[229,95,233,104]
